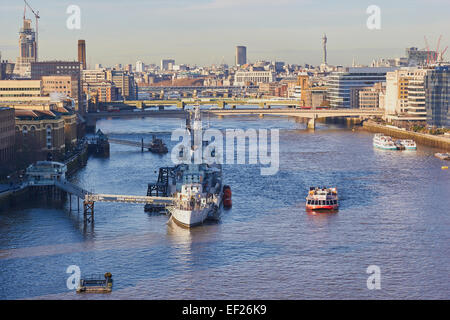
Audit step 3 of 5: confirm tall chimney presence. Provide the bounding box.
[78,40,86,70]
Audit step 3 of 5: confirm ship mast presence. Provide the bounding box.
[185,105,203,164]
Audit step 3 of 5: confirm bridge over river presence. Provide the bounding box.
[86,101,384,130]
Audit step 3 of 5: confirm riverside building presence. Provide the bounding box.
[384,67,432,124]
[0,107,15,176]
[327,67,396,108]
[14,108,68,164]
[425,66,449,128]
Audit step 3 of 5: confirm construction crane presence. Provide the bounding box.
[423,35,448,65]
[424,36,431,65]
[24,0,40,61]
[441,46,448,62]
[434,35,442,64]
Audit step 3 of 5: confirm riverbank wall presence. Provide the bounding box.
[0,187,29,211]
[361,121,450,151]
[65,143,89,177]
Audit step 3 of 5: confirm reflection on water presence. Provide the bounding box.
[166,217,194,246]
[1,116,449,300]
[306,210,338,221]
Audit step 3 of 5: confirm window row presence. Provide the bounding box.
[307,200,338,205]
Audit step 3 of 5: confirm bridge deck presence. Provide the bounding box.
[28,180,174,205]
[85,194,174,205]
[206,108,384,116]
[86,107,383,120]
[54,181,90,198]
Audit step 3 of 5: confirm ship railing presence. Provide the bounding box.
[175,199,207,211]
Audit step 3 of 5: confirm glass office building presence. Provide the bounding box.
[327,67,396,108]
[425,66,449,128]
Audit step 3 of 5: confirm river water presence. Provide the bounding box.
[0,115,449,300]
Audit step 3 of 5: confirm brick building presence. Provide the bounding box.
[14,109,66,166]
[0,107,15,176]
[41,75,79,101]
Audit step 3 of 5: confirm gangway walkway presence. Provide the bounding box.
[85,194,174,205]
[82,192,174,223]
[54,180,91,198]
[26,179,174,223]
[108,138,151,149]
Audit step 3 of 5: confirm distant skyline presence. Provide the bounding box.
[1,0,449,67]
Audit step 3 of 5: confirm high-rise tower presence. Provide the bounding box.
[236,46,247,66]
[14,17,37,77]
[19,19,37,62]
[78,40,86,70]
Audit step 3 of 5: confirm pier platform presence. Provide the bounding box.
[76,273,113,294]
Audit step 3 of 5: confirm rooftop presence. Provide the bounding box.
[15,108,65,120]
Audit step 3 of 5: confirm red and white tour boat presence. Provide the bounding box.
[306,187,339,211]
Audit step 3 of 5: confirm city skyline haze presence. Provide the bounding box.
[0,0,449,67]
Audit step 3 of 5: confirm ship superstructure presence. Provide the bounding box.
[146,106,228,227]
[373,133,417,150]
[399,139,417,150]
[373,133,398,150]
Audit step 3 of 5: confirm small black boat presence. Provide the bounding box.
[148,135,168,154]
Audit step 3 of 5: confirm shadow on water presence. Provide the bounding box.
[165,217,281,268]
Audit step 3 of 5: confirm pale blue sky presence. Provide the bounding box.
[1,0,449,67]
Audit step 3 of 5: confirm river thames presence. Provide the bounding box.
[0,115,449,299]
